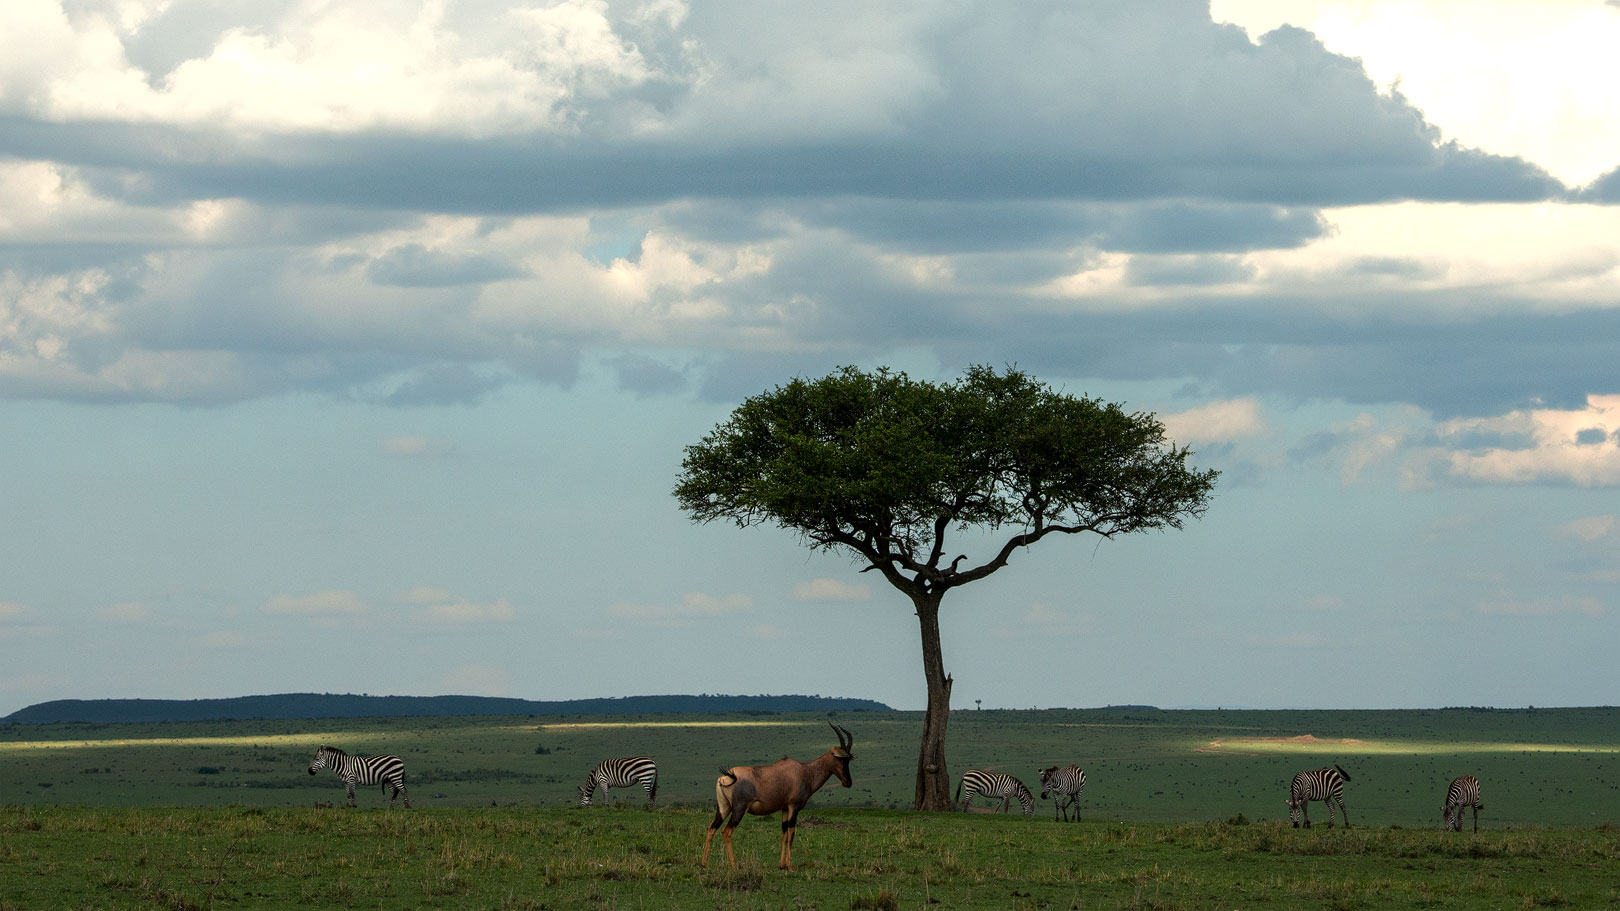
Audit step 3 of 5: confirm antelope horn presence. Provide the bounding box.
[831,722,853,752]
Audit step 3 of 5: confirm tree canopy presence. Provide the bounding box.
[675,365,1217,596]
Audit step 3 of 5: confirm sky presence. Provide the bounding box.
[2,0,1618,717]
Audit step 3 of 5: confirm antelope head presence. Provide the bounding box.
[829,722,855,787]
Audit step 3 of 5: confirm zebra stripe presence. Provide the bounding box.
[307,745,410,808]
[956,769,1034,816]
[1038,765,1088,822]
[579,756,659,806]
[1286,765,1350,828]
[1443,775,1483,832]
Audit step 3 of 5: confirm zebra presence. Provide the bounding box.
[1038,765,1088,822]
[307,745,410,808]
[1286,765,1350,828]
[578,756,659,807]
[955,769,1034,816]
[1442,775,1483,832]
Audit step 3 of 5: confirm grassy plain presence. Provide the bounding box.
[4,805,1617,910]
[3,708,1617,910]
[3,707,1615,826]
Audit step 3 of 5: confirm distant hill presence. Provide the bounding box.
[1,693,893,725]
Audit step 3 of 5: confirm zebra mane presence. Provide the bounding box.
[319,745,348,757]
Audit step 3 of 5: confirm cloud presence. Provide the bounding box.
[263,590,368,615]
[792,578,871,602]
[1557,515,1616,542]
[398,587,517,624]
[0,2,1608,425]
[1304,595,1343,613]
[1437,395,1620,487]
[1475,595,1605,617]
[604,591,753,627]
[417,599,517,624]
[0,602,52,641]
[96,602,152,623]
[1162,398,1268,445]
[382,435,456,458]
[1021,601,1092,638]
[1250,631,1325,648]
[366,245,526,288]
[4,0,665,135]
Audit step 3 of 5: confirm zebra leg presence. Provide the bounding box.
[346,782,357,808]
[1337,797,1349,829]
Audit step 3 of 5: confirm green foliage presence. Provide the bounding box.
[674,365,1218,589]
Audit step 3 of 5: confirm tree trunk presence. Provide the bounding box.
[913,593,953,811]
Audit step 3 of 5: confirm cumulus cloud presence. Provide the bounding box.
[3,0,667,135]
[1557,515,1617,542]
[398,587,517,624]
[0,0,1608,428]
[1438,395,1620,487]
[605,591,753,627]
[792,578,870,602]
[1162,398,1269,445]
[263,590,368,615]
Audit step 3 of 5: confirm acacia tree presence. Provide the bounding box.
[673,365,1218,811]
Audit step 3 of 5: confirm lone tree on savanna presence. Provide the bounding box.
[673,364,1218,811]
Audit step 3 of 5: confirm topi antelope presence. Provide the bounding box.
[701,723,854,871]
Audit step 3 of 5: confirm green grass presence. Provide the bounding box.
[3,707,1615,827]
[4,805,1616,910]
[3,708,1616,909]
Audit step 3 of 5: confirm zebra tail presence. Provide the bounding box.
[1335,764,1351,781]
[953,780,962,809]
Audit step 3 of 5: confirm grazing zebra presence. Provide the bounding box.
[1286,765,1350,828]
[307,745,410,808]
[578,756,659,807]
[1442,775,1483,832]
[1038,765,1088,822]
[956,769,1034,816]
